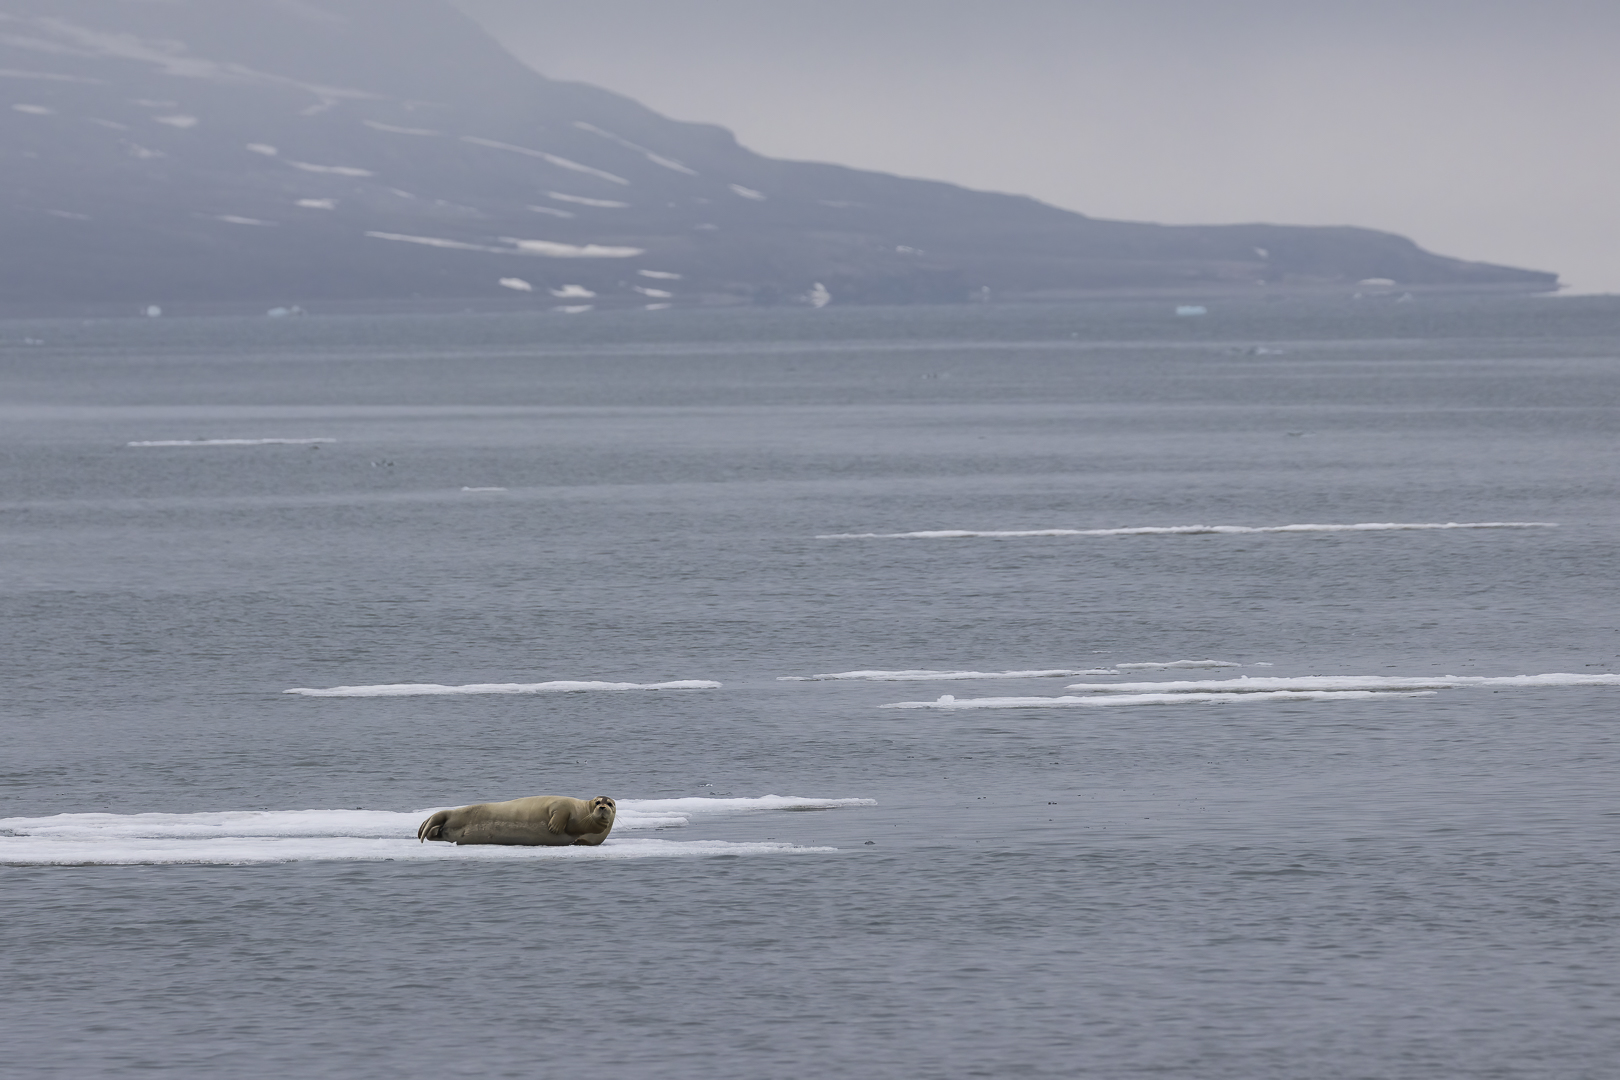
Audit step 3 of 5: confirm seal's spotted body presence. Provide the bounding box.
[417,795,616,846]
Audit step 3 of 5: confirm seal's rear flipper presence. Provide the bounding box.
[417,810,451,842]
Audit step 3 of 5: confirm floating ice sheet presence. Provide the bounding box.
[780,669,1116,682]
[1116,660,1242,670]
[617,796,877,830]
[882,690,1437,710]
[127,438,336,447]
[283,679,721,697]
[818,522,1558,539]
[1061,673,1620,693]
[0,797,869,865]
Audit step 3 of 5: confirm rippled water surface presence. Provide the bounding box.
[3,298,1619,1079]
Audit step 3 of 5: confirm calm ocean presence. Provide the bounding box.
[3,296,1619,1079]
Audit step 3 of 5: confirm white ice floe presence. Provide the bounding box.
[12,103,54,114]
[808,283,832,308]
[460,136,629,184]
[283,679,721,697]
[780,669,1117,682]
[527,205,576,218]
[460,486,507,492]
[638,269,682,280]
[817,522,1559,540]
[296,198,336,210]
[127,438,334,447]
[556,305,594,314]
[634,286,672,298]
[362,119,439,136]
[214,215,274,226]
[550,284,595,298]
[1060,673,1620,694]
[1116,660,1242,671]
[572,121,699,175]
[614,796,876,830]
[0,797,870,865]
[729,184,766,200]
[123,142,165,159]
[548,191,629,208]
[246,143,278,156]
[287,160,372,177]
[45,209,89,220]
[498,277,533,292]
[882,690,1437,710]
[153,114,197,128]
[644,303,672,311]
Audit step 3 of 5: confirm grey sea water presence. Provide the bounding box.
[3,297,1619,1079]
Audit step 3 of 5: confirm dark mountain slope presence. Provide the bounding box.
[0,0,1556,309]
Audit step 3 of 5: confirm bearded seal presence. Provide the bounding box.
[416,795,616,846]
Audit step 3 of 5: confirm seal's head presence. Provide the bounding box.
[588,796,616,827]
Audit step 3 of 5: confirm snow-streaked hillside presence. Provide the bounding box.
[0,0,1557,309]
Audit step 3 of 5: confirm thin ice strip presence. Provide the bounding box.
[779,669,1116,682]
[819,522,1557,539]
[0,798,874,841]
[1062,673,1620,693]
[0,836,835,866]
[128,438,336,447]
[284,679,721,697]
[881,690,1437,709]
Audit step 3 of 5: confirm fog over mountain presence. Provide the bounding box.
[0,0,1557,310]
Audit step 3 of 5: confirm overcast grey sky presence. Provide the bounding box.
[456,0,1619,293]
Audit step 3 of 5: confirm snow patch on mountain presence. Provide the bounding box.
[573,120,699,176]
[460,137,629,185]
